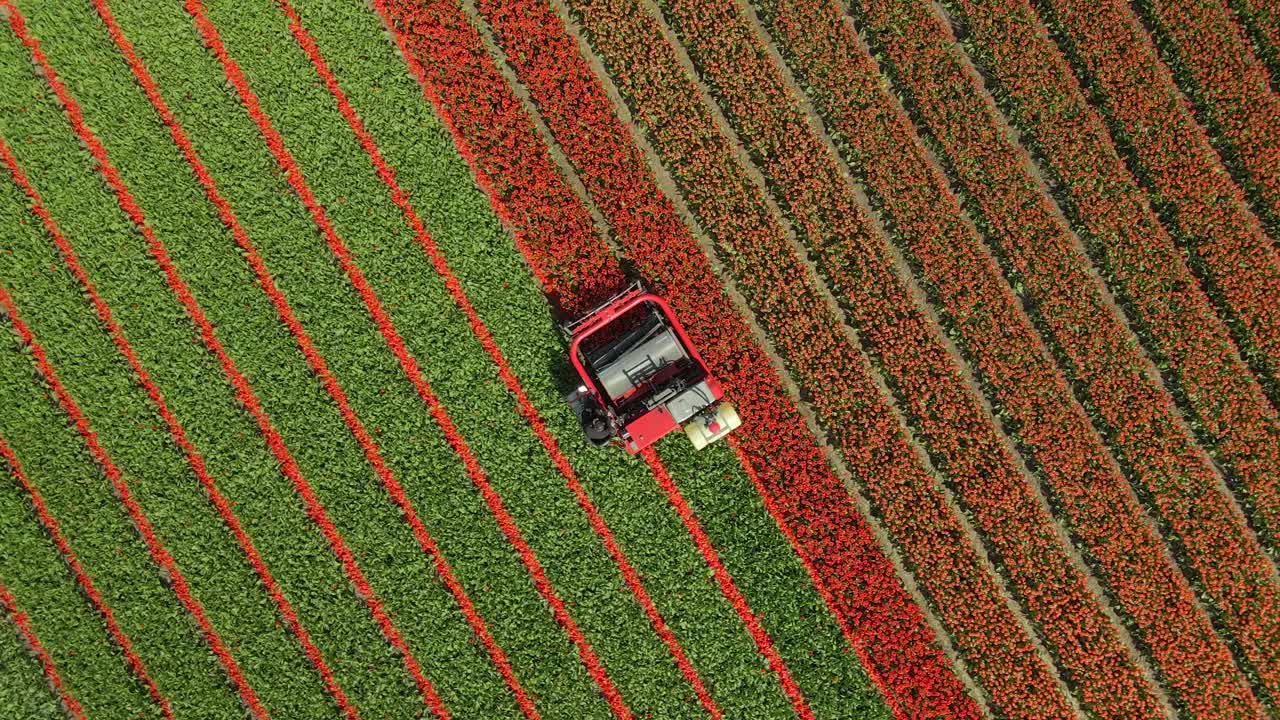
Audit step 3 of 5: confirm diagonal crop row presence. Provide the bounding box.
[384,0,1075,712]
[0,580,87,720]
[270,3,723,714]
[90,1,541,716]
[105,0,773,712]
[5,5,463,715]
[0,9,489,717]
[0,282,271,719]
[500,0,1174,713]
[836,0,1280,701]
[3,180,364,714]
[1133,0,1280,237]
[869,0,1280,562]
[181,3,636,715]
[394,0,962,707]
[0,435,170,720]
[463,4,818,716]
[278,0,891,715]
[5,12,307,716]
[1025,0,1280,401]
[854,0,1280,585]
[3,130,363,720]
[653,430,889,718]
[632,0,1189,714]
[373,0,983,717]
[384,3,622,319]
[84,0,649,714]
[455,8,947,707]
[1229,0,1280,85]
[0,365,174,720]
[0,574,77,719]
[201,0,721,711]
[5,41,338,709]
[749,0,1275,714]
[636,449,812,718]
[196,0,761,711]
[0,121,269,720]
[1,206,238,720]
[407,2,808,713]
[939,0,1280,693]
[20,23,455,719]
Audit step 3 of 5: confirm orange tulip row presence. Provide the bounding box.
[1229,0,1280,86]
[1136,0,1280,235]
[618,0,1190,714]
[1028,0,1280,402]
[750,0,1271,714]
[495,0,1098,713]
[938,0,1280,700]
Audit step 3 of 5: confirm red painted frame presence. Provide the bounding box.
[568,290,722,453]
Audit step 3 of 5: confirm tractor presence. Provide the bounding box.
[561,282,740,454]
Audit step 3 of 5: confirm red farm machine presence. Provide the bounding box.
[562,282,741,454]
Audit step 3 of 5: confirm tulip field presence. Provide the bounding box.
[2,0,1279,718]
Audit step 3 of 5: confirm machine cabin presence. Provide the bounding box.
[563,284,740,454]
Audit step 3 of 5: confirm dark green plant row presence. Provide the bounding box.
[0,35,285,720]
[0,574,67,720]
[0,354,161,720]
[1,3,537,717]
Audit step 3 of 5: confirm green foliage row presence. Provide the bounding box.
[0,333,161,720]
[105,0,647,714]
[0,33,279,720]
[0,580,65,720]
[186,0,748,714]
[654,441,892,719]
[5,0,566,716]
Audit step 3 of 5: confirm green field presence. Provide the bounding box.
[0,0,886,717]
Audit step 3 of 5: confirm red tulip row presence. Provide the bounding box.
[1136,0,1280,235]
[0,579,88,720]
[464,0,1083,713]
[379,2,624,320]
[474,0,1060,711]
[1027,0,1280,396]
[613,0,1175,714]
[940,0,1280,696]
[751,0,1273,714]
[2,134,348,720]
[374,0,982,716]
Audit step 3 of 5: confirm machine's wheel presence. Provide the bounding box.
[584,413,612,445]
[683,403,741,450]
[567,385,615,446]
[578,398,613,445]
